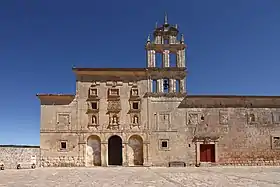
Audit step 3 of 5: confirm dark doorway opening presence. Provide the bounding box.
[200,144,215,162]
[108,135,123,165]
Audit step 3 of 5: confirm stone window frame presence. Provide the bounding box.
[90,101,99,110]
[271,136,280,150]
[219,110,229,125]
[56,112,71,125]
[131,88,139,97]
[58,140,68,152]
[186,112,202,125]
[88,87,98,97]
[247,112,257,124]
[131,101,141,110]
[108,88,120,96]
[159,139,170,151]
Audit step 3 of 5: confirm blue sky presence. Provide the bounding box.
[0,0,279,145]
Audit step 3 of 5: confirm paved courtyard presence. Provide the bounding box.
[0,166,280,187]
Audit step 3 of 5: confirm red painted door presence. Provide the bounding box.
[200,144,215,162]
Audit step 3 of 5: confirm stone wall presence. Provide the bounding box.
[0,145,40,169]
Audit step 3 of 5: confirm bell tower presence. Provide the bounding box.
[145,14,187,94]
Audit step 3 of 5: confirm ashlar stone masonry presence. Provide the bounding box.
[36,14,280,167]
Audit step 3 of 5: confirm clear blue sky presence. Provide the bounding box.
[0,0,279,145]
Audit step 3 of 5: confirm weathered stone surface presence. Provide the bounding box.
[0,145,40,169]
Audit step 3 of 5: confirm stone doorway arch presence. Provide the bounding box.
[86,135,101,166]
[128,135,144,166]
[108,135,123,166]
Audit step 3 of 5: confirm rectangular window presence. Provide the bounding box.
[89,88,97,97]
[161,141,168,148]
[60,141,67,150]
[159,139,170,150]
[91,102,98,110]
[131,89,139,96]
[109,88,119,96]
[132,102,139,110]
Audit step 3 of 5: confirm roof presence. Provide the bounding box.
[178,95,280,108]
[36,94,75,99]
[72,67,147,77]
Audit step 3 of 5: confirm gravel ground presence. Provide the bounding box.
[0,166,280,187]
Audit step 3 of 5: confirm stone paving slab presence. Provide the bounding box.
[0,166,280,187]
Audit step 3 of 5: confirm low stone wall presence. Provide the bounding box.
[41,156,85,167]
[0,145,40,169]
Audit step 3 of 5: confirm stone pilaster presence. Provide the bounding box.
[179,79,186,93]
[123,142,128,166]
[143,143,151,166]
[101,142,108,166]
[155,36,161,44]
[146,50,152,67]
[151,50,156,67]
[162,50,170,67]
[181,49,186,67]
[176,50,182,67]
[157,79,163,92]
[169,79,176,92]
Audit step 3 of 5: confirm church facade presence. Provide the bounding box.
[37,16,280,167]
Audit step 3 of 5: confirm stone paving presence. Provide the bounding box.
[0,166,280,187]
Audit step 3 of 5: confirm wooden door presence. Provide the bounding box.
[200,144,215,162]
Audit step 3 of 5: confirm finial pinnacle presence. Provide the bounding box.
[164,12,168,25]
[175,24,178,29]
[155,22,158,28]
[181,34,185,43]
[147,34,151,43]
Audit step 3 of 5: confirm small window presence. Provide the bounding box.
[60,142,67,150]
[159,139,169,150]
[249,114,255,122]
[110,89,119,96]
[131,89,139,96]
[132,102,139,110]
[161,141,168,148]
[91,102,98,110]
[201,116,205,121]
[89,88,97,96]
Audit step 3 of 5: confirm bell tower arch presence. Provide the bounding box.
[145,13,187,94]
